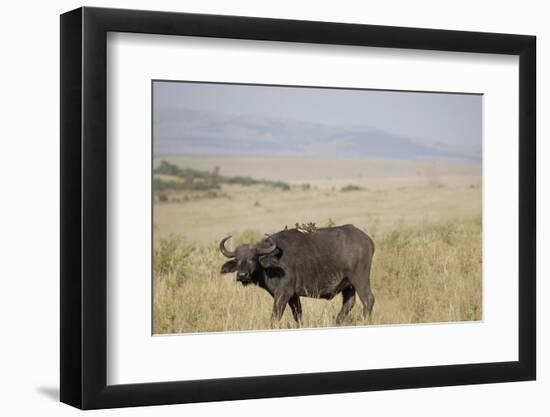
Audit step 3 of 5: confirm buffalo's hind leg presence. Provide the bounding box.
[355,282,375,321]
[288,296,302,326]
[354,264,375,321]
[336,286,356,324]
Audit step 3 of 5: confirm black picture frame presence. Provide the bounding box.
[60,6,536,410]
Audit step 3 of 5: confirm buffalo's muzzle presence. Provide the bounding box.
[237,272,253,285]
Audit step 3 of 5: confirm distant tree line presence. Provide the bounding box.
[154,160,291,191]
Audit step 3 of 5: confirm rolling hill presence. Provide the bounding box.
[153,108,479,161]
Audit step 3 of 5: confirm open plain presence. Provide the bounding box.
[153,155,482,334]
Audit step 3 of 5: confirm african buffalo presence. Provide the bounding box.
[219,225,375,325]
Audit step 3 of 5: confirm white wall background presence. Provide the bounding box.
[0,0,545,415]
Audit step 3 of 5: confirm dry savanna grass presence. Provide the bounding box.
[152,155,482,334]
[153,217,482,334]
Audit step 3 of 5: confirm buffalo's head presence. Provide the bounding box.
[219,235,283,284]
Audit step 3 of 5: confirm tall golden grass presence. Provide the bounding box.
[153,216,482,334]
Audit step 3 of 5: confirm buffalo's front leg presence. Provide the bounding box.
[271,291,292,325]
[288,296,302,326]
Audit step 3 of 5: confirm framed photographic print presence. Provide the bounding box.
[60,6,536,409]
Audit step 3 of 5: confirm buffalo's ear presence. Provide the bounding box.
[258,254,280,269]
[220,259,238,274]
[258,252,286,278]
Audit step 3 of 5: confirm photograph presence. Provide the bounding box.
[54,5,538,411]
[152,80,483,334]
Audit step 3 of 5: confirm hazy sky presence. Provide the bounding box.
[153,81,482,155]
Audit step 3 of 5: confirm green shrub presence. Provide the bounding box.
[155,160,180,176]
[325,218,336,228]
[154,235,194,285]
[235,229,262,245]
[341,184,365,192]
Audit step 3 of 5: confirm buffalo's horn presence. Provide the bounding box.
[219,236,236,258]
[257,235,276,255]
